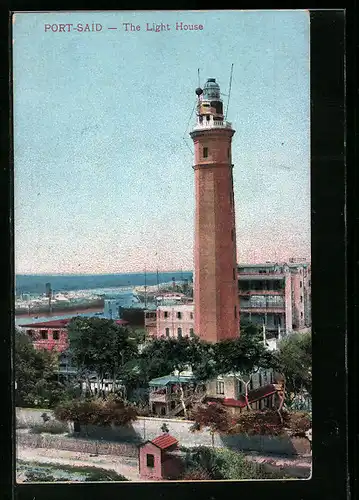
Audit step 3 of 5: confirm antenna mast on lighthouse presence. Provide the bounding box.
[225,63,234,120]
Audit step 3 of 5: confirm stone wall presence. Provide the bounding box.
[16,409,310,456]
[17,432,138,458]
[16,408,56,427]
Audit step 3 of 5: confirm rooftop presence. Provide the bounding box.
[21,318,129,328]
[157,304,194,311]
[149,374,195,387]
[150,434,178,450]
[238,261,310,269]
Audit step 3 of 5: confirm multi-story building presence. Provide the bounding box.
[147,368,282,417]
[19,319,70,352]
[145,261,311,340]
[145,304,195,339]
[238,261,311,337]
[205,370,284,413]
[19,317,129,352]
[149,372,206,416]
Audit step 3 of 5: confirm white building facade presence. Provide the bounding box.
[238,261,311,337]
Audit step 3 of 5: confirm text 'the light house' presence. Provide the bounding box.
[190,78,240,343]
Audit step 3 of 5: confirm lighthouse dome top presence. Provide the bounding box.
[203,78,221,100]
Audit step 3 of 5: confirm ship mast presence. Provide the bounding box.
[144,266,147,308]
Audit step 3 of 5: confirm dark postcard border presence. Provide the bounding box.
[1,5,15,500]
[346,6,357,500]
[0,8,348,500]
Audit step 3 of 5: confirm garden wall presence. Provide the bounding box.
[16,432,138,458]
[16,408,310,456]
[16,408,55,427]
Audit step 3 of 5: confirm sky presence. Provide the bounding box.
[13,10,310,275]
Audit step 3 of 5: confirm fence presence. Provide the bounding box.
[17,432,138,458]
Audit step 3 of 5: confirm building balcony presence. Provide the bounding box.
[241,306,285,314]
[150,393,169,403]
[149,388,193,403]
[239,290,284,296]
[238,274,285,280]
[193,119,232,131]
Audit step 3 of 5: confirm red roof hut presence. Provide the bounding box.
[139,434,183,481]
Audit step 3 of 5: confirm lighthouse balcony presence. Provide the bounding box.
[193,118,232,131]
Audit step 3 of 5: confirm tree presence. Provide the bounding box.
[213,323,274,410]
[190,403,231,447]
[161,422,169,433]
[140,336,210,417]
[67,317,138,398]
[273,331,312,408]
[14,329,62,408]
[54,394,137,429]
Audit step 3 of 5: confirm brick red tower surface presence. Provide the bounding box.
[190,78,240,343]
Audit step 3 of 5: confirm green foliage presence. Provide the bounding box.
[133,402,150,416]
[140,335,216,385]
[274,332,312,396]
[190,403,231,434]
[55,382,83,404]
[190,403,231,447]
[54,395,137,427]
[181,466,212,480]
[131,328,147,343]
[183,446,225,479]
[64,320,276,404]
[83,469,128,482]
[182,447,290,480]
[67,317,138,387]
[161,422,169,433]
[213,323,274,377]
[15,329,63,408]
[229,409,311,437]
[191,404,311,439]
[215,448,290,480]
[17,460,128,482]
[229,409,286,436]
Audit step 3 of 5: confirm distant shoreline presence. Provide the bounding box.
[15,303,104,318]
[15,271,193,295]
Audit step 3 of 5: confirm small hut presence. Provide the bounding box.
[139,434,184,480]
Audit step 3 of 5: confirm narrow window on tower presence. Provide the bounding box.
[227,147,230,159]
[231,228,234,241]
[234,306,237,318]
[203,147,208,158]
[233,268,236,280]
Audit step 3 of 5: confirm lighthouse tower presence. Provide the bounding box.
[190,78,240,343]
